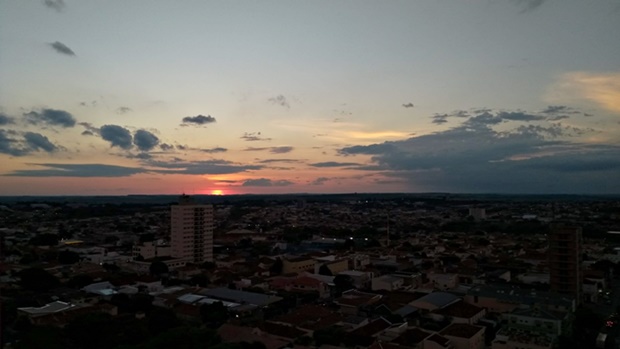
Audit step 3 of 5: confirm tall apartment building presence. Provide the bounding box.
[170,195,214,263]
[548,224,582,303]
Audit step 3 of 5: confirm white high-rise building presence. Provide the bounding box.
[170,195,214,263]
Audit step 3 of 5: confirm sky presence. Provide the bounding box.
[0,0,619,196]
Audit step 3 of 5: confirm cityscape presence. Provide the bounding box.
[1,193,620,349]
[1,1,619,349]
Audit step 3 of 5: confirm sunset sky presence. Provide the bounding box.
[1,0,619,195]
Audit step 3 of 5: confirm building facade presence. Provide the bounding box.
[548,224,582,303]
[170,195,214,263]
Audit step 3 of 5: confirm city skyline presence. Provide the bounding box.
[1,0,619,195]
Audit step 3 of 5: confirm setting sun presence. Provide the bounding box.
[211,189,224,196]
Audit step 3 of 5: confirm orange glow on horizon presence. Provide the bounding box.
[211,189,224,196]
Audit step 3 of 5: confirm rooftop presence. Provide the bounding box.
[440,323,484,339]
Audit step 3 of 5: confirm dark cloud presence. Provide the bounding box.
[244,146,293,154]
[176,145,187,150]
[402,103,415,108]
[497,111,545,122]
[133,129,159,151]
[25,109,76,128]
[309,161,361,167]
[431,114,449,125]
[79,122,99,136]
[116,107,132,114]
[125,152,153,160]
[258,159,302,164]
[310,177,329,185]
[160,143,174,151]
[463,112,503,126]
[242,178,294,187]
[201,147,227,153]
[337,116,617,193]
[512,0,547,13]
[241,132,271,141]
[4,163,145,177]
[0,129,27,156]
[23,132,57,153]
[0,113,15,125]
[49,41,75,56]
[339,143,397,155]
[43,0,65,11]
[146,159,262,175]
[268,95,290,108]
[270,146,293,154]
[181,114,216,126]
[100,125,133,149]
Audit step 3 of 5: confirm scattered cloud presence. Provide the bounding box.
[181,114,216,126]
[497,111,545,122]
[268,95,290,108]
[159,143,174,151]
[201,147,227,153]
[242,178,294,187]
[25,108,76,128]
[79,122,99,136]
[43,0,65,12]
[4,163,145,177]
[116,107,132,114]
[402,103,414,108]
[511,0,547,13]
[23,132,57,153]
[310,177,329,185]
[258,159,302,164]
[100,125,133,149]
[146,159,262,175]
[309,161,361,167]
[547,72,620,114]
[270,146,293,154]
[49,41,75,56]
[0,113,15,125]
[133,129,159,151]
[241,132,271,141]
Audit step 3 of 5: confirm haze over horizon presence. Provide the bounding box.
[1,0,619,196]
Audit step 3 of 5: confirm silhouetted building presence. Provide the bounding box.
[171,194,213,263]
[548,224,582,303]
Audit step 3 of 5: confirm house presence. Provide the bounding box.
[372,275,405,291]
[432,300,486,325]
[283,256,317,274]
[338,270,372,289]
[440,324,485,349]
[410,292,460,312]
[217,324,289,349]
[345,317,393,347]
[390,327,435,349]
[334,289,382,315]
[465,285,575,314]
[428,273,459,290]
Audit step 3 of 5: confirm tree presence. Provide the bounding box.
[200,301,229,328]
[333,274,354,296]
[318,264,333,276]
[18,268,60,292]
[150,260,169,276]
[147,308,179,335]
[189,274,210,287]
[66,274,94,289]
[58,250,80,264]
[270,258,283,275]
[201,261,216,270]
[28,233,59,246]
